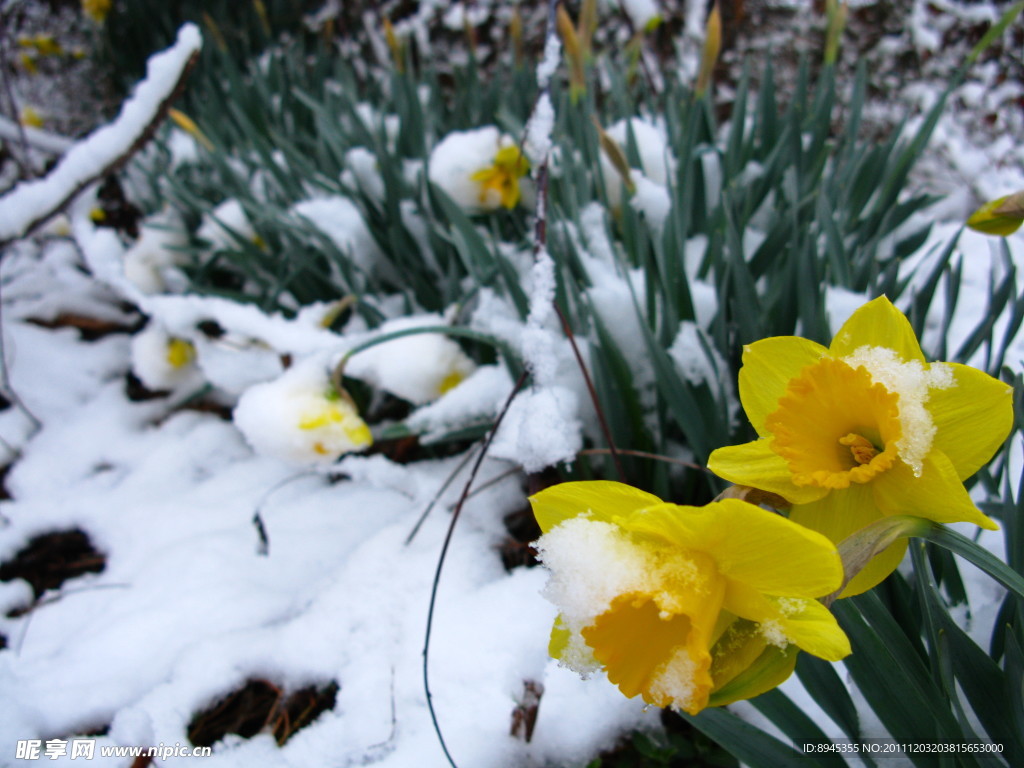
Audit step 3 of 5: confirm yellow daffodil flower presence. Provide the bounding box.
[469,145,530,209]
[531,481,850,714]
[708,296,1012,596]
[82,0,112,24]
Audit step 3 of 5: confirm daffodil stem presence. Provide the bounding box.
[422,369,527,768]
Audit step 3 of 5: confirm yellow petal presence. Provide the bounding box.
[624,499,843,598]
[528,480,663,534]
[708,440,829,505]
[829,295,925,363]
[788,481,879,545]
[709,643,798,707]
[788,482,905,596]
[928,363,1013,480]
[723,582,850,661]
[549,614,571,658]
[739,337,827,435]
[707,618,770,693]
[872,451,998,530]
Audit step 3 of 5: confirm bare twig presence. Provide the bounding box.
[405,446,478,545]
[422,370,527,768]
[578,447,707,472]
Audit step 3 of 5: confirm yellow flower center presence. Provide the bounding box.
[580,548,724,714]
[470,145,530,209]
[438,369,465,395]
[165,338,196,369]
[765,357,902,489]
[839,432,878,464]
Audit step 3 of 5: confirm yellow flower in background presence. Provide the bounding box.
[967,191,1024,237]
[708,296,1012,596]
[469,144,529,209]
[165,338,196,369]
[531,481,850,715]
[82,0,112,24]
[19,106,44,128]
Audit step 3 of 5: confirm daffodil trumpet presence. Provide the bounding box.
[709,296,1012,596]
[531,480,851,715]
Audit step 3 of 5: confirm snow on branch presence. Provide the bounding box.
[0,24,203,247]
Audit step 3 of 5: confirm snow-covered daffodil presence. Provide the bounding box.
[708,296,1012,596]
[234,359,372,466]
[531,481,850,715]
[131,323,202,392]
[428,127,529,212]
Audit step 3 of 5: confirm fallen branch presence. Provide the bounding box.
[0,24,203,248]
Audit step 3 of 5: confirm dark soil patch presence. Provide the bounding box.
[499,505,541,571]
[188,679,339,748]
[26,313,138,341]
[0,528,105,602]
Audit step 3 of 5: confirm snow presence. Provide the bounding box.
[342,313,477,405]
[291,195,382,274]
[599,117,673,212]
[842,346,954,476]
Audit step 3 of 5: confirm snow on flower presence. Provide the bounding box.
[233,357,372,465]
[131,322,203,392]
[598,118,674,217]
[428,126,530,212]
[343,314,476,405]
[531,481,850,714]
[708,296,1013,596]
[122,209,190,294]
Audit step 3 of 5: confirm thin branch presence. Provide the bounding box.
[423,370,527,768]
[578,447,707,472]
[405,445,478,545]
[555,303,625,481]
